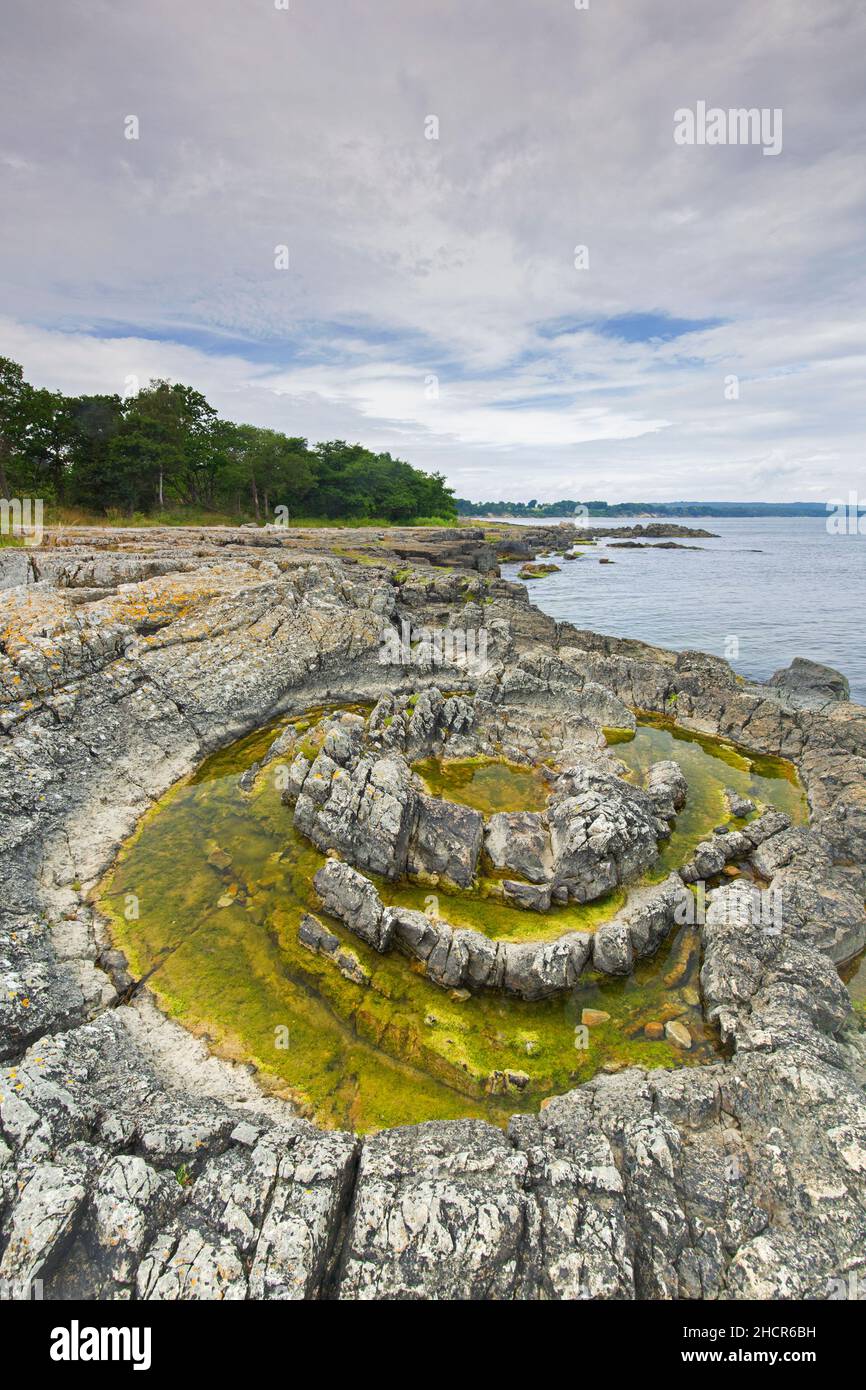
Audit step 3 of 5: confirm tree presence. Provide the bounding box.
[20,387,74,501]
[0,357,29,496]
[0,357,458,523]
[108,379,220,511]
[65,395,125,511]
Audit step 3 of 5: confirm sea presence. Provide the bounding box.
[496,515,866,705]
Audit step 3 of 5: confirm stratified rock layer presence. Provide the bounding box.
[1,523,864,1300]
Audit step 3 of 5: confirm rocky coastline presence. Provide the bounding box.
[1,522,865,1301]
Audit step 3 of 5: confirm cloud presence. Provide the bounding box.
[1,0,865,501]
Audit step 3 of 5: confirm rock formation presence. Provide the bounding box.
[0,522,864,1300]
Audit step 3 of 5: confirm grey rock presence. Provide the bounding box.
[313,860,393,951]
[408,794,483,888]
[336,1121,533,1299]
[592,919,634,975]
[484,811,552,883]
[725,787,756,818]
[548,765,660,903]
[647,759,688,816]
[501,880,552,912]
[769,657,850,709]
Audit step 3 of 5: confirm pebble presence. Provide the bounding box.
[665,1020,693,1050]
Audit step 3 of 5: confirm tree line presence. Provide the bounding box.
[0,357,456,523]
[455,497,831,518]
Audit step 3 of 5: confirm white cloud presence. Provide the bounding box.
[1,0,865,500]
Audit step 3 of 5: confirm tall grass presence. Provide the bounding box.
[39,505,459,531]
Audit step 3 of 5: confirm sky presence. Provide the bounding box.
[1,0,865,503]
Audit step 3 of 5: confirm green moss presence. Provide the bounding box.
[602,727,635,746]
[840,950,866,1025]
[332,547,381,566]
[610,715,807,878]
[99,713,722,1134]
[376,874,628,943]
[412,755,550,815]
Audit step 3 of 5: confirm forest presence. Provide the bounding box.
[0,357,456,524]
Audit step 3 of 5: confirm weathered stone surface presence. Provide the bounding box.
[646,759,688,817]
[592,919,634,975]
[0,524,864,1303]
[547,766,660,903]
[484,811,552,883]
[298,913,371,986]
[769,656,850,709]
[295,753,417,880]
[336,1121,532,1299]
[407,794,483,888]
[725,787,756,818]
[313,860,393,951]
[501,879,552,912]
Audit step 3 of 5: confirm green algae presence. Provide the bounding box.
[608,715,807,879]
[100,715,721,1135]
[602,726,636,746]
[840,951,866,1024]
[375,873,628,943]
[412,755,550,814]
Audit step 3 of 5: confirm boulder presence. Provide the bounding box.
[313,860,393,951]
[548,765,659,903]
[484,811,552,883]
[295,753,417,879]
[725,787,756,818]
[501,880,552,912]
[500,934,591,1001]
[592,920,634,975]
[408,794,483,888]
[646,760,688,817]
[769,657,850,708]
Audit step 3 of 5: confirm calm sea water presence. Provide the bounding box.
[499,516,866,704]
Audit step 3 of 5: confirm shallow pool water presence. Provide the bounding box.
[609,714,807,878]
[412,756,551,814]
[100,714,738,1133]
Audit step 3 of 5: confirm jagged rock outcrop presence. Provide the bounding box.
[285,697,667,901]
[0,524,864,1301]
[769,656,851,709]
[313,858,689,1000]
[547,765,662,902]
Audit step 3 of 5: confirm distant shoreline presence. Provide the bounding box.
[458,502,846,520]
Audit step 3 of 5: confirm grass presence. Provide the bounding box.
[36,505,459,531]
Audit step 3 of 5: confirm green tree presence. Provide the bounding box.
[65,394,125,511]
[109,379,220,511]
[19,387,74,502]
[0,357,29,496]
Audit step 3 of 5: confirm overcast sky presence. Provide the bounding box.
[1,0,864,501]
